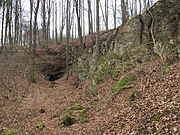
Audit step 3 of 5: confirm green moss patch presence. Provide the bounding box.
[69,104,85,111]
[129,90,140,101]
[112,74,137,95]
[36,124,45,129]
[60,104,89,127]
[0,130,15,135]
[163,67,170,74]
[148,113,164,123]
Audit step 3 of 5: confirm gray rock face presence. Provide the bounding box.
[114,16,142,55]
[113,0,180,56]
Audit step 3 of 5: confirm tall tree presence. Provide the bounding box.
[91,0,100,72]
[74,0,83,52]
[121,0,128,24]
[65,0,70,80]
[41,0,47,47]
[29,0,40,83]
[87,0,93,35]
[1,1,5,47]
[105,0,109,30]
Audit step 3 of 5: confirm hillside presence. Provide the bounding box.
[0,0,180,135]
[0,46,179,135]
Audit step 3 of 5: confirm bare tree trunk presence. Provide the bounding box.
[29,0,40,83]
[9,0,13,47]
[139,0,142,14]
[134,0,137,16]
[75,0,83,53]
[47,0,51,44]
[65,0,70,80]
[19,0,23,47]
[91,0,100,72]
[87,0,93,35]
[100,1,106,29]
[14,0,19,45]
[29,0,33,82]
[105,0,108,30]
[114,0,116,28]
[1,1,5,47]
[42,0,47,48]
[60,0,65,42]
[121,0,127,24]
[52,1,55,44]
[55,2,58,43]
[4,0,10,47]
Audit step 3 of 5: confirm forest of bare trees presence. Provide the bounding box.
[0,0,155,48]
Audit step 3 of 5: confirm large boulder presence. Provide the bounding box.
[113,0,180,55]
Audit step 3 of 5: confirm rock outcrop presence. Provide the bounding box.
[36,30,113,81]
[114,0,180,55]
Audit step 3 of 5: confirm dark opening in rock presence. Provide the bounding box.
[44,72,65,81]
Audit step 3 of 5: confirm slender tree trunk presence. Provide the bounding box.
[134,0,137,16]
[14,0,19,45]
[55,2,58,43]
[114,0,116,28]
[91,0,100,72]
[105,0,108,30]
[4,0,10,47]
[100,1,106,30]
[42,0,47,48]
[65,0,70,80]
[47,0,51,44]
[121,0,127,24]
[75,0,83,53]
[29,0,40,83]
[87,0,93,35]
[19,0,23,47]
[1,1,5,47]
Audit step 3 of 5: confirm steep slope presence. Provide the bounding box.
[0,50,179,135]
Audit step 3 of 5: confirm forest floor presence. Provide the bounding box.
[0,51,179,135]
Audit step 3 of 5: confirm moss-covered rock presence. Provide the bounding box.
[59,115,76,127]
[60,104,89,127]
[112,74,137,95]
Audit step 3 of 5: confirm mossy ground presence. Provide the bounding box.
[0,130,15,135]
[60,104,89,127]
[112,74,138,96]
